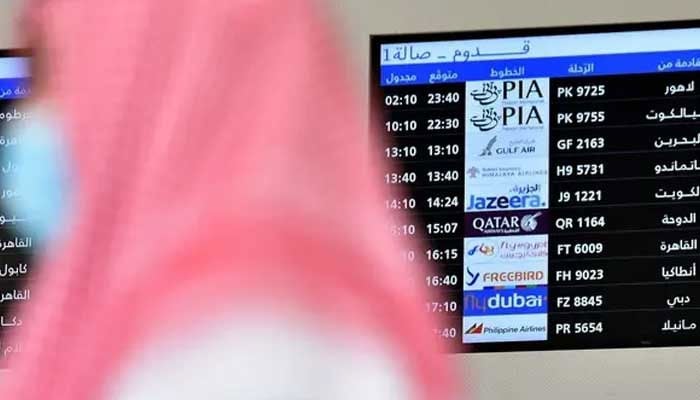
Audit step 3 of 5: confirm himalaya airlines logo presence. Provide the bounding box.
[469,80,546,132]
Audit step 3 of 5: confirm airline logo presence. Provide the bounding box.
[465,182,548,212]
[463,287,548,316]
[465,266,481,287]
[464,262,547,291]
[467,134,547,160]
[465,235,548,263]
[464,322,484,334]
[465,157,548,183]
[465,210,549,236]
[465,79,549,134]
[463,314,547,343]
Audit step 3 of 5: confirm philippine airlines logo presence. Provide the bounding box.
[465,323,484,335]
[463,314,547,343]
[463,287,547,316]
[467,210,547,236]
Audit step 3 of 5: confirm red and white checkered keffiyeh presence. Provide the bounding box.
[0,0,461,399]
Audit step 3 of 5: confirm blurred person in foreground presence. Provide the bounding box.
[0,0,461,399]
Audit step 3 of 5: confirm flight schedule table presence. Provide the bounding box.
[548,72,700,349]
[372,22,700,352]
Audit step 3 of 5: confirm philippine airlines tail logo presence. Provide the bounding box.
[465,323,484,334]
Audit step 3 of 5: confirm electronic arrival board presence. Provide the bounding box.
[370,21,700,352]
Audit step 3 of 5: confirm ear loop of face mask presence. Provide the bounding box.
[2,103,73,245]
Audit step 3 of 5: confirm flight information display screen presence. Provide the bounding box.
[0,51,32,365]
[370,21,700,352]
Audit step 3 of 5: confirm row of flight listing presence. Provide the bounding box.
[462,77,551,344]
[383,74,700,345]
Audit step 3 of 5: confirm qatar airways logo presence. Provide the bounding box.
[466,210,547,236]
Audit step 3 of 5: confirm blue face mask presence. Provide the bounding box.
[3,104,72,245]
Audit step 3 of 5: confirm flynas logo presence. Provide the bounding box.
[463,287,548,316]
